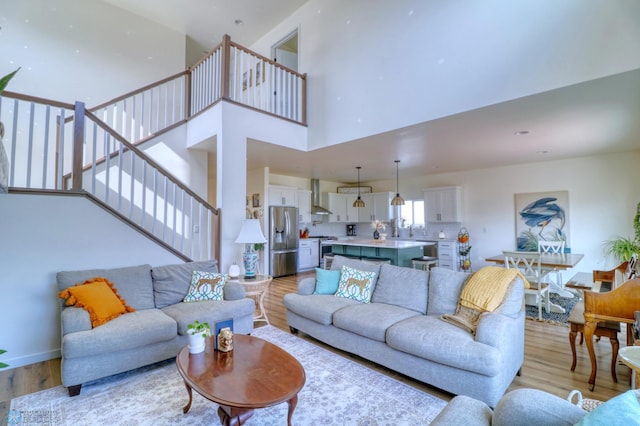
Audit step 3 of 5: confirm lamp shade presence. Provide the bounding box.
[235,219,267,244]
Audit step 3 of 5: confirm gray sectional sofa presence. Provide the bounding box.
[283,255,526,407]
[57,260,255,396]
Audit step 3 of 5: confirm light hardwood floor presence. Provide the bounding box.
[0,271,632,424]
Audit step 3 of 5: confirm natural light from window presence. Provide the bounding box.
[400,200,425,227]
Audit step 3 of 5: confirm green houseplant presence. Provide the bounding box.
[186,320,210,354]
[604,201,640,263]
[0,349,8,369]
[1,67,21,193]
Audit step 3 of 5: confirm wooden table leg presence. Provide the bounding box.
[182,381,193,414]
[287,394,299,426]
[609,335,619,383]
[569,325,578,371]
[584,320,598,391]
[217,405,254,426]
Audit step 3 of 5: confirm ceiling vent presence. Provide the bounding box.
[310,179,332,215]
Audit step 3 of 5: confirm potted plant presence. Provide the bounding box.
[186,320,210,354]
[1,68,20,193]
[0,349,8,369]
[604,202,640,263]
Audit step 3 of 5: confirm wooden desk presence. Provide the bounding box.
[485,253,585,313]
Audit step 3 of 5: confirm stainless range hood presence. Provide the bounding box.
[310,179,332,215]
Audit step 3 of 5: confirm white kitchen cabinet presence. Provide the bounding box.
[325,193,359,223]
[437,240,459,271]
[296,189,312,223]
[268,185,297,207]
[298,239,320,271]
[424,186,462,222]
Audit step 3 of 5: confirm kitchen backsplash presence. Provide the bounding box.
[303,220,461,240]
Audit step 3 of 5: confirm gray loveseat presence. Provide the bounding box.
[283,255,525,407]
[57,260,255,396]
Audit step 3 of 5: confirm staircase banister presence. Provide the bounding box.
[188,40,225,72]
[1,90,75,110]
[87,70,189,112]
[83,109,219,216]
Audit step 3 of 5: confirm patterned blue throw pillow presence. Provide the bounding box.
[334,265,376,303]
[183,271,227,302]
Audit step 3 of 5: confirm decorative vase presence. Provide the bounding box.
[373,229,380,240]
[187,331,207,354]
[0,122,8,194]
[379,233,387,241]
[228,262,240,279]
[242,250,258,279]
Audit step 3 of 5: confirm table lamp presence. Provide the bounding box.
[235,219,267,279]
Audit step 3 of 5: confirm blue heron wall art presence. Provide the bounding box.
[515,191,569,251]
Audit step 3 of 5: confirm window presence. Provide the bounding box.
[400,200,424,227]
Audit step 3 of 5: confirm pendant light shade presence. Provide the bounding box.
[390,160,405,206]
[353,166,365,208]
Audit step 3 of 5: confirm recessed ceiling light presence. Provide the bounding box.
[514,130,529,135]
[234,19,244,25]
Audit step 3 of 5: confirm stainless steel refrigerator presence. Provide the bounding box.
[269,206,299,277]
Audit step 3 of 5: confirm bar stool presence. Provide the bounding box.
[412,256,438,271]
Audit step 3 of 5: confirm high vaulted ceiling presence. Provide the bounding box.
[104,1,640,184]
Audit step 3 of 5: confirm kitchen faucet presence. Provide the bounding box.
[409,224,413,237]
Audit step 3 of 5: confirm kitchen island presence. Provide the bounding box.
[331,239,430,268]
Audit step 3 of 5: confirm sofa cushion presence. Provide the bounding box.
[183,271,227,302]
[62,309,176,359]
[162,298,255,335]
[58,278,135,327]
[57,264,154,310]
[386,315,501,376]
[331,255,381,291]
[283,293,359,325]
[334,265,376,303]
[427,267,470,315]
[313,268,341,294]
[575,389,640,426]
[333,303,420,342]
[372,264,429,313]
[492,276,526,318]
[152,260,219,308]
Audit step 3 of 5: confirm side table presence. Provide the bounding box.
[230,275,272,325]
[619,346,640,389]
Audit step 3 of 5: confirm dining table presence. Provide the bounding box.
[485,252,584,313]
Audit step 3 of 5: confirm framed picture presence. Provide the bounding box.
[514,191,570,251]
[252,193,260,208]
[255,61,265,86]
[242,69,252,91]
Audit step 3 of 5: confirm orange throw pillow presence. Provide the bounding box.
[58,277,135,327]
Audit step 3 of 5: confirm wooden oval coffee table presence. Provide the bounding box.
[176,334,306,425]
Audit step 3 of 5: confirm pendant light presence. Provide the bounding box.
[390,160,405,206]
[353,166,365,207]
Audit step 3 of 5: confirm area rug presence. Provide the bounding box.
[525,293,578,326]
[9,326,446,425]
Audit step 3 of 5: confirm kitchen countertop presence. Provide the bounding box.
[330,239,432,249]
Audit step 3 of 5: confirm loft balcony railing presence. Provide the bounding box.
[0,35,302,261]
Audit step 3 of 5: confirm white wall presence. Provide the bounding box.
[251,0,640,150]
[0,193,183,369]
[2,0,186,105]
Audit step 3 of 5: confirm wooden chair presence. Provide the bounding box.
[538,240,566,289]
[592,253,638,291]
[583,278,640,390]
[503,251,550,320]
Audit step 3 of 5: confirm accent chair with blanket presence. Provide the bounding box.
[283,255,527,407]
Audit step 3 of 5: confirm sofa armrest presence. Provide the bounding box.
[61,307,92,335]
[223,282,246,300]
[475,311,523,349]
[298,277,316,295]
[430,395,492,426]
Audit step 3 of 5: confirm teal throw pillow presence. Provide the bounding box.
[334,265,376,303]
[183,271,227,302]
[575,390,640,426]
[313,268,341,294]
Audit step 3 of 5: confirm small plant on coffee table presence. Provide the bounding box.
[187,320,210,337]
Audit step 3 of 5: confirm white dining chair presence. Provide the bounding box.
[503,250,550,320]
[538,240,566,289]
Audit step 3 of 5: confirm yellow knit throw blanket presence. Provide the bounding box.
[460,266,529,312]
[441,266,529,334]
